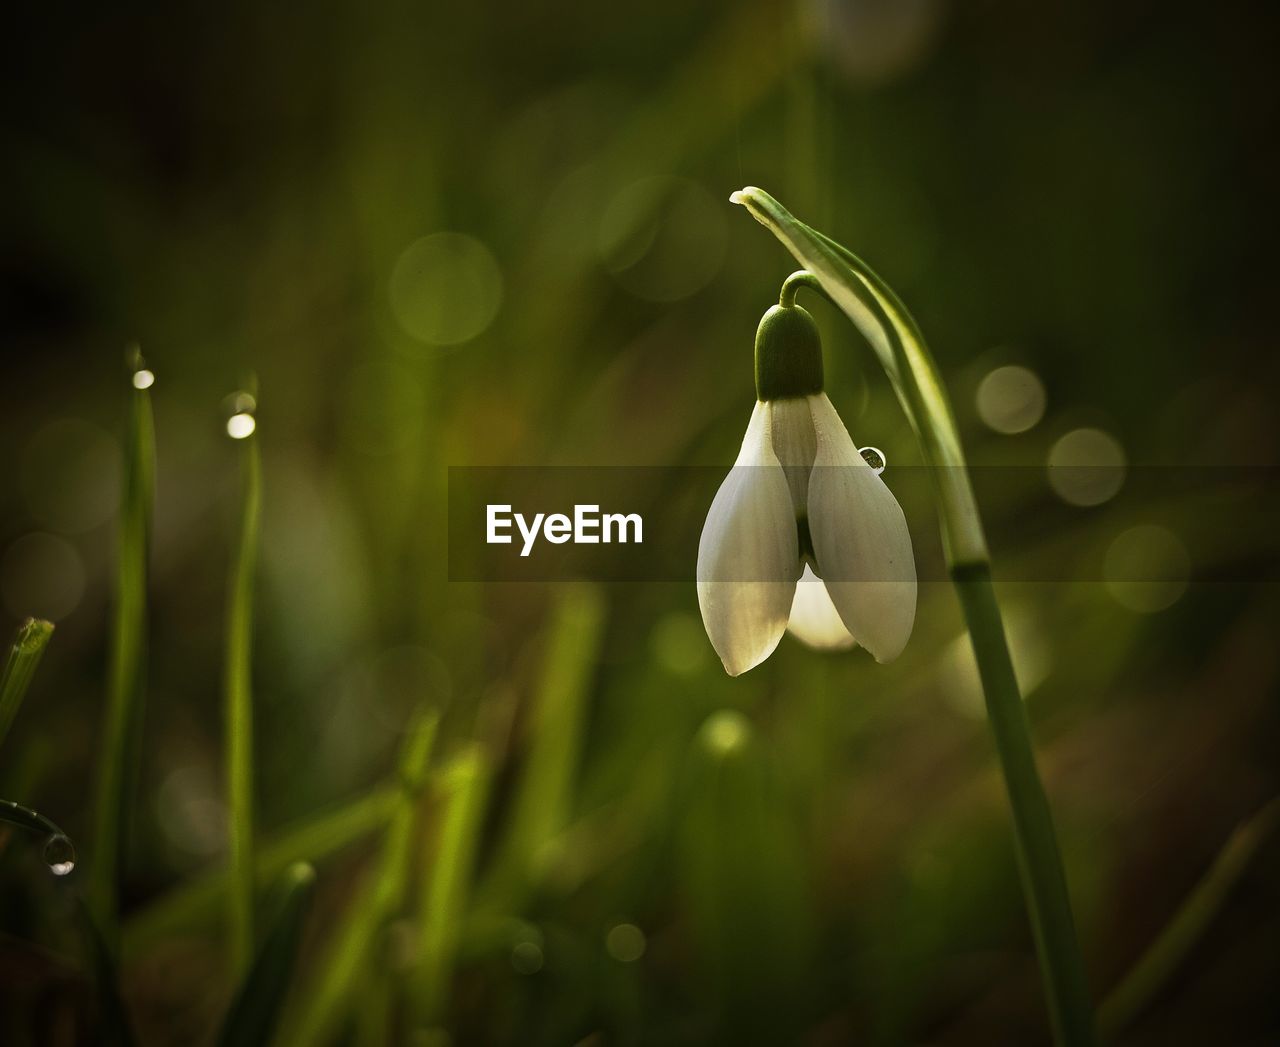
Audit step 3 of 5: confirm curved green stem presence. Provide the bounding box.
[779,269,826,309]
[734,186,1095,1045]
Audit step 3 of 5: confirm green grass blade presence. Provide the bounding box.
[89,348,156,948]
[411,745,491,1029]
[279,708,438,1047]
[486,584,604,902]
[77,897,138,1047]
[354,969,395,1047]
[677,711,813,1040]
[224,383,263,976]
[217,862,316,1047]
[123,785,397,957]
[0,797,76,876]
[1099,797,1280,1041]
[0,618,55,752]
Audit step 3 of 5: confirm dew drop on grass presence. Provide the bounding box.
[44,833,76,876]
[859,446,887,475]
[226,412,256,439]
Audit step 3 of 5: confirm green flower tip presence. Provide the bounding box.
[755,303,824,401]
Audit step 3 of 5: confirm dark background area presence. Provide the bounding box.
[2,1,1279,1043]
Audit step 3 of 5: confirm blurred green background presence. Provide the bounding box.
[2,0,1278,1043]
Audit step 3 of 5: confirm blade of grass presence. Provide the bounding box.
[217,862,316,1047]
[354,966,396,1047]
[224,382,262,976]
[677,711,813,1039]
[0,796,74,874]
[90,348,156,949]
[410,745,491,1029]
[123,785,397,957]
[485,584,604,904]
[77,897,137,1047]
[279,708,438,1047]
[1099,797,1280,1041]
[0,618,55,752]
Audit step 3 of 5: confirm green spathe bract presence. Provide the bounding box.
[754,303,823,401]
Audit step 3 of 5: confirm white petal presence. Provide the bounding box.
[787,564,857,651]
[806,393,917,662]
[766,398,817,514]
[697,402,801,676]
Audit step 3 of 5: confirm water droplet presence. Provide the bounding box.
[226,412,257,439]
[44,833,76,876]
[859,446,887,474]
[132,369,156,390]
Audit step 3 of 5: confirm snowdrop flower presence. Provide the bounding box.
[697,302,916,675]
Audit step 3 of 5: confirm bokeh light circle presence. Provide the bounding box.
[511,939,544,975]
[598,177,726,302]
[976,365,1046,434]
[605,923,647,963]
[699,709,750,756]
[814,0,947,85]
[226,413,256,439]
[1,532,85,621]
[1104,524,1191,613]
[156,764,227,858]
[1047,427,1127,506]
[390,232,503,346]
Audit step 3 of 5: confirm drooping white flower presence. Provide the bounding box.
[697,303,916,676]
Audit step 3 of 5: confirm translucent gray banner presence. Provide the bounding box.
[446,466,1277,583]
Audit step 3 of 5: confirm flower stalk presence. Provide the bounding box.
[731,186,1096,1045]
